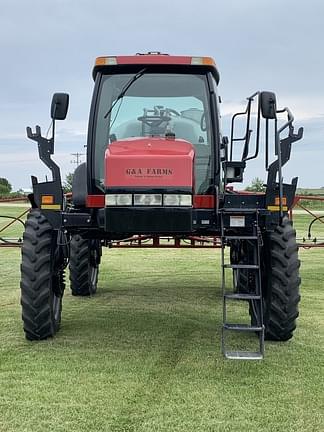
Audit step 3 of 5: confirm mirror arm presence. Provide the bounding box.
[26,125,61,184]
[265,119,269,169]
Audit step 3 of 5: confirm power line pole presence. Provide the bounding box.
[70,152,85,167]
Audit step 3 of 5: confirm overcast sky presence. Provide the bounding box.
[0,0,323,190]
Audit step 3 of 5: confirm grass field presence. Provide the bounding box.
[0,206,324,432]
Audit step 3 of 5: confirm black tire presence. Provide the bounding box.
[263,218,301,341]
[20,210,65,340]
[230,240,256,294]
[69,235,101,296]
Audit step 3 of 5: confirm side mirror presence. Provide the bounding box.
[223,161,246,183]
[51,93,69,120]
[260,91,277,119]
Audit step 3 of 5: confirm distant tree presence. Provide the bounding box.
[0,177,12,195]
[63,172,74,193]
[245,177,266,192]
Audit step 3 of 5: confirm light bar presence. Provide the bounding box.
[95,55,215,67]
[105,193,192,207]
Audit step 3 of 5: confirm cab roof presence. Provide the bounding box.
[92,52,220,83]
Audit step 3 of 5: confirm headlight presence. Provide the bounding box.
[105,194,132,206]
[134,194,162,206]
[105,193,192,207]
[163,194,192,206]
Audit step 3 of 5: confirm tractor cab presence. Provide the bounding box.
[89,55,220,199]
[82,53,222,235]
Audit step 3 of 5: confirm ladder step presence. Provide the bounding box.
[224,351,263,360]
[224,323,263,332]
[224,293,261,300]
[223,264,259,269]
[224,235,258,240]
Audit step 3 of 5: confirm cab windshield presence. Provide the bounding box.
[93,72,213,193]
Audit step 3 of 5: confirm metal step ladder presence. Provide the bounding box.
[220,209,265,360]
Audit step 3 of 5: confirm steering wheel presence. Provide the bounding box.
[200,112,207,131]
[137,114,171,127]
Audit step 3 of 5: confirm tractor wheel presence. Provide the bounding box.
[69,235,101,296]
[20,210,65,340]
[262,218,301,341]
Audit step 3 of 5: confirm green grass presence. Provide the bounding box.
[0,205,28,239]
[0,208,324,431]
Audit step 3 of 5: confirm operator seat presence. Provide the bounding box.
[114,120,142,139]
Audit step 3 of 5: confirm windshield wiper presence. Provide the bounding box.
[104,68,147,119]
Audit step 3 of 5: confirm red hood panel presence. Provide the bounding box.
[105,137,195,188]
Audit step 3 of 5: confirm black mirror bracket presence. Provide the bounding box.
[25,93,69,216]
[266,109,304,221]
[26,125,61,185]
